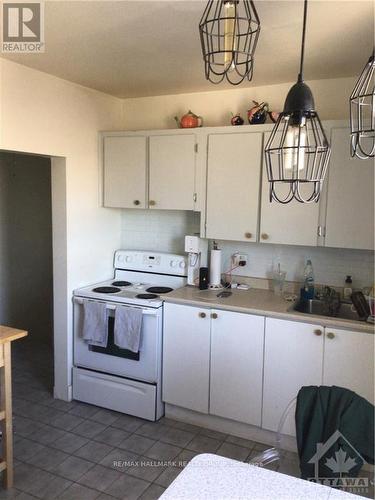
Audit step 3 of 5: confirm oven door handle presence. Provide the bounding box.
[73,297,159,316]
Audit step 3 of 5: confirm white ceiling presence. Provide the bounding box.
[3,0,374,98]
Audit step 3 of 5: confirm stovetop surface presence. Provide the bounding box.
[74,274,186,308]
[73,250,188,308]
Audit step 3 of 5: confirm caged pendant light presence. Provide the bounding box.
[264,0,331,204]
[350,52,375,159]
[199,0,260,85]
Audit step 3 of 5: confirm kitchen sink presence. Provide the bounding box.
[290,299,364,322]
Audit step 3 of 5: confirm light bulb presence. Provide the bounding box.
[223,1,236,71]
[284,120,306,171]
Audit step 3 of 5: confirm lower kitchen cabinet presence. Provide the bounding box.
[163,302,210,413]
[163,303,264,422]
[323,327,374,404]
[210,310,264,426]
[262,318,324,436]
[163,304,374,437]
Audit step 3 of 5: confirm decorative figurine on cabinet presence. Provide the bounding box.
[175,110,203,128]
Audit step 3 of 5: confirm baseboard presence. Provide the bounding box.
[53,384,72,402]
[165,404,298,452]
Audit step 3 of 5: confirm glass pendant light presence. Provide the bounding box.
[264,0,331,204]
[350,52,375,159]
[199,0,260,85]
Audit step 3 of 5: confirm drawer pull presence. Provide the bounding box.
[261,233,269,240]
[314,329,322,336]
[211,313,218,319]
[149,200,156,206]
[245,232,252,239]
[327,332,335,339]
[133,200,140,206]
[199,312,206,318]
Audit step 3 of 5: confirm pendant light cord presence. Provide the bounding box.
[298,0,308,82]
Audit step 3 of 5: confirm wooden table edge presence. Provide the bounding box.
[0,326,28,344]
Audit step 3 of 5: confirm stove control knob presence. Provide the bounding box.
[117,255,124,262]
[125,255,132,263]
[170,260,178,268]
[179,261,186,269]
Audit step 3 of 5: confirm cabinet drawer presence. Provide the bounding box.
[73,367,157,421]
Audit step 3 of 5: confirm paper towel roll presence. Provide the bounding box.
[209,249,222,287]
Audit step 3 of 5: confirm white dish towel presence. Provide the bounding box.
[114,306,143,353]
[82,300,108,347]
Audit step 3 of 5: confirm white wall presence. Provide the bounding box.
[122,76,356,130]
[0,152,53,343]
[0,58,124,399]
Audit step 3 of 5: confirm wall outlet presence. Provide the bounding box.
[232,253,248,267]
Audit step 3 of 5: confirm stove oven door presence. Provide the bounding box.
[73,297,162,383]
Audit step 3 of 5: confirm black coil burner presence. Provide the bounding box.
[146,286,173,294]
[112,281,132,287]
[136,293,159,300]
[93,286,121,294]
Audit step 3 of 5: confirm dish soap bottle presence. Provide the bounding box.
[343,275,353,300]
[303,259,315,299]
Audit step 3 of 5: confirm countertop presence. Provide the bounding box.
[160,453,363,500]
[164,286,374,334]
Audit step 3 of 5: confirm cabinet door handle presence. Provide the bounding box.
[245,232,252,239]
[149,200,156,206]
[211,313,218,319]
[261,233,269,240]
[314,329,322,336]
[199,312,206,318]
[327,332,335,339]
[133,200,140,206]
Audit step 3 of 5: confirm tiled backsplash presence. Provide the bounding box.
[121,209,200,254]
[218,241,374,290]
[121,210,374,289]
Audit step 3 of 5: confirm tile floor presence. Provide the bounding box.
[2,338,373,499]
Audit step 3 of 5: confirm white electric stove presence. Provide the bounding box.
[72,250,187,421]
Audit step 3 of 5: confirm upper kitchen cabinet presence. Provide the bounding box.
[206,132,262,242]
[149,135,196,210]
[259,133,321,246]
[324,128,374,250]
[103,135,147,209]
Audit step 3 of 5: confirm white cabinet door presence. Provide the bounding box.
[103,136,147,208]
[323,328,374,404]
[206,132,262,242]
[262,318,323,435]
[162,303,210,413]
[210,310,264,426]
[149,135,196,210]
[325,128,374,250]
[259,133,320,246]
